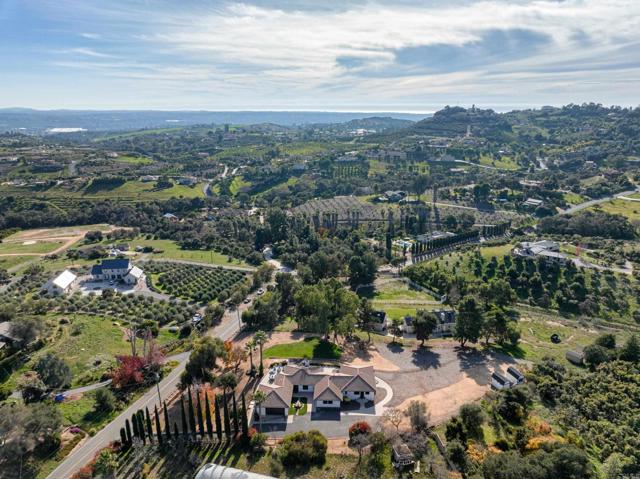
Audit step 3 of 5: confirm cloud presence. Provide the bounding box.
[6,0,640,108]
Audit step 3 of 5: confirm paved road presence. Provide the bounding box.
[46,316,242,479]
[560,188,639,215]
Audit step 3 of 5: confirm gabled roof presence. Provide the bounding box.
[313,376,342,401]
[100,258,131,270]
[90,264,103,275]
[52,270,76,289]
[339,365,376,392]
[257,374,292,409]
[506,366,524,381]
[492,371,510,385]
[127,266,144,279]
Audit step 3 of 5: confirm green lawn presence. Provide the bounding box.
[263,337,342,360]
[133,238,251,267]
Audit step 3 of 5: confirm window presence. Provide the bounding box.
[322,400,333,405]
[302,385,308,390]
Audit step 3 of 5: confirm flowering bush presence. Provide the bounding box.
[348,421,372,438]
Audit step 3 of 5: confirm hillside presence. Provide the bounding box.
[409,106,513,140]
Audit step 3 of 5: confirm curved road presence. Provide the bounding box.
[560,187,639,215]
[46,315,243,479]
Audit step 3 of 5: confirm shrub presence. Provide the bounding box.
[250,432,268,451]
[94,388,117,413]
[278,430,327,467]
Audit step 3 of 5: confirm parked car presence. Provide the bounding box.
[256,288,265,295]
[243,298,251,304]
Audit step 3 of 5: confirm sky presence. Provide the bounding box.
[1,0,639,111]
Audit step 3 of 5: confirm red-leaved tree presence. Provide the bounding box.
[111,355,145,388]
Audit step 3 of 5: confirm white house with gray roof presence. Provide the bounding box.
[255,363,376,417]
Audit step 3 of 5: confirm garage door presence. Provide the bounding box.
[265,408,285,416]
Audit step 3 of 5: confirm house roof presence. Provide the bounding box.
[492,371,510,385]
[257,374,293,409]
[52,270,77,290]
[0,321,17,341]
[90,264,103,275]
[313,376,343,401]
[99,258,131,270]
[506,366,524,381]
[127,266,144,279]
[339,365,376,392]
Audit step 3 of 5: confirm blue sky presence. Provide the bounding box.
[1,0,639,111]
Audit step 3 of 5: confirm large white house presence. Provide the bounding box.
[91,259,145,285]
[43,270,77,295]
[255,363,376,417]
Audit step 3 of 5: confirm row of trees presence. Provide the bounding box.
[119,387,251,450]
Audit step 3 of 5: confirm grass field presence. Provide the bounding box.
[490,307,606,364]
[134,238,251,267]
[359,279,441,320]
[0,181,205,203]
[562,192,586,205]
[263,337,342,360]
[479,154,520,170]
[114,155,153,165]
[592,199,640,221]
[0,255,35,270]
[2,314,179,390]
[229,176,252,196]
[0,239,69,255]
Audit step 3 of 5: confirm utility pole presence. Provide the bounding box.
[154,372,162,404]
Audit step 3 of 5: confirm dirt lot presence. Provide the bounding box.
[376,340,520,425]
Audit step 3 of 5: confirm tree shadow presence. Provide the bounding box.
[386,342,404,354]
[411,346,442,370]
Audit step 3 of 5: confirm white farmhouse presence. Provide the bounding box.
[91,259,145,285]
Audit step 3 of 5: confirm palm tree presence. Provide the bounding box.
[252,390,267,433]
[254,331,268,374]
[245,340,256,374]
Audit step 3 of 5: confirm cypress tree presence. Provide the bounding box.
[241,394,249,439]
[138,411,146,445]
[222,393,231,437]
[125,419,133,445]
[173,422,179,441]
[180,394,188,435]
[120,427,128,448]
[155,405,163,448]
[214,395,223,441]
[232,394,239,436]
[196,391,205,437]
[163,401,171,441]
[187,387,197,437]
[131,413,139,439]
[204,391,213,439]
[145,407,154,443]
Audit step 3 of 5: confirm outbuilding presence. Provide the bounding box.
[43,270,77,295]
